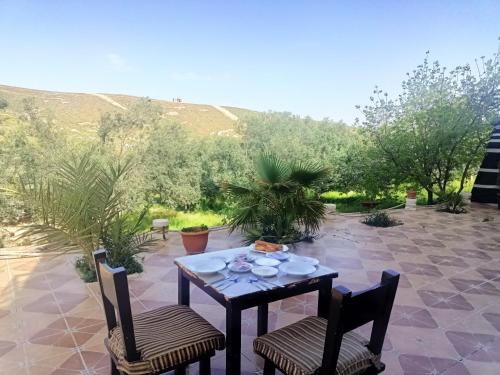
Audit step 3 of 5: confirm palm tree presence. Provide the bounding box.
[224,154,328,244]
[16,152,151,281]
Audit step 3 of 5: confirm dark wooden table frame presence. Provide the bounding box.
[177,267,338,374]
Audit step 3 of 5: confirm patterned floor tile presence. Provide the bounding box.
[445,331,500,362]
[412,238,445,248]
[417,290,474,311]
[357,249,395,261]
[473,242,499,252]
[0,340,17,357]
[386,243,422,254]
[482,312,500,333]
[398,354,470,375]
[399,262,443,278]
[29,317,105,348]
[448,278,500,296]
[1,204,500,374]
[427,255,468,268]
[23,292,88,315]
[476,267,500,280]
[391,305,438,329]
[451,248,492,261]
[280,294,318,316]
[324,255,363,270]
[366,270,412,288]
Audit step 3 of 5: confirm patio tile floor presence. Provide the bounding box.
[0,203,499,374]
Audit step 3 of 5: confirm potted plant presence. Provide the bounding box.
[224,154,328,245]
[180,225,209,254]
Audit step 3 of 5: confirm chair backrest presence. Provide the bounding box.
[93,249,140,362]
[321,269,399,374]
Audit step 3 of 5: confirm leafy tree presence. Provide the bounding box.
[197,136,251,209]
[360,49,499,203]
[225,154,328,244]
[98,97,162,155]
[142,121,202,208]
[237,111,358,193]
[0,100,68,222]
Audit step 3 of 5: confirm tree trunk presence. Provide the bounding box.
[426,189,434,205]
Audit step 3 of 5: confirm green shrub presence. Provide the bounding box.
[361,211,402,227]
[225,154,328,244]
[437,191,467,214]
[75,210,152,282]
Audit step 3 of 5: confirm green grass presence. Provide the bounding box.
[320,191,428,213]
[131,204,226,232]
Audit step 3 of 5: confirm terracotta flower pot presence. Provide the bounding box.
[407,190,417,199]
[180,228,209,254]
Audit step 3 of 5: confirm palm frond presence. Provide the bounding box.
[289,161,330,187]
[255,153,290,184]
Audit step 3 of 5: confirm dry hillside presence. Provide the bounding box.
[0,84,251,138]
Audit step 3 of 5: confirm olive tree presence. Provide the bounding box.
[360,48,499,203]
[142,121,202,208]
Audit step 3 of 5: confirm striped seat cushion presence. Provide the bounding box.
[254,316,376,375]
[107,305,225,375]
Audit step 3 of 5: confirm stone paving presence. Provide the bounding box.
[0,204,499,374]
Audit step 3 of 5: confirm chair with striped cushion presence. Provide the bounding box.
[254,270,399,375]
[93,249,225,375]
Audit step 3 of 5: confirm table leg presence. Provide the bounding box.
[226,303,241,375]
[178,269,190,306]
[162,226,166,240]
[318,278,332,318]
[257,304,268,336]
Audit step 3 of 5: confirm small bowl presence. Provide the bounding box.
[255,257,281,267]
[228,261,253,273]
[233,253,257,263]
[252,266,279,278]
[269,251,290,261]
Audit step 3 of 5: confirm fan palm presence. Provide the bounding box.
[224,154,328,244]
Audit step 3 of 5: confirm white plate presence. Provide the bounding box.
[279,261,316,276]
[228,261,253,273]
[191,259,226,274]
[252,266,279,278]
[250,244,289,254]
[255,257,281,267]
[292,256,319,266]
[268,251,291,261]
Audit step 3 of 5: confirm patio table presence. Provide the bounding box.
[174,246,338,374]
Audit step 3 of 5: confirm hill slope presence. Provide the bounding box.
[0,84,244,137]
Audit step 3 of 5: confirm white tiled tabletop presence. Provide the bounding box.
[175,246,337,298]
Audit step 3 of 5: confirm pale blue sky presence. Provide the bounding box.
[0,0,499,123]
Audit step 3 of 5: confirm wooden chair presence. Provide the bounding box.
[93,249,225,375]
[254,270,399,375]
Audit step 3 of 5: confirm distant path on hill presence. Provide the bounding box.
[91,93,128,110]
[212,105,238,121]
